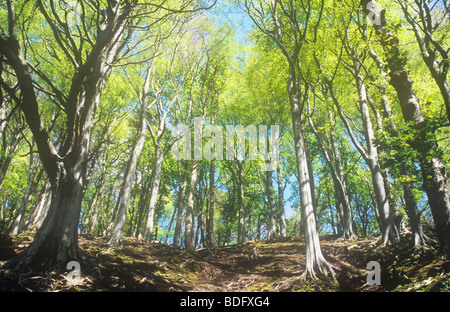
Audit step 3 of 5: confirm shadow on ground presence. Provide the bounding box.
[1,231,449,292]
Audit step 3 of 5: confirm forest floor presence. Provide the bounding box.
[0,230,450,292]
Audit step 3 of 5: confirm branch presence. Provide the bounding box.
[326,81,370,162]
[26,61,68,109]
[0,31,60,183]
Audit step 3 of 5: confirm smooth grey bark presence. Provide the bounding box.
[0,89,25,190]
[142,108,183,243]
[286,61,334,278]
[109,69,151,245]
[132,168,152,238]
[88,150,107,235]
[143,145,165,242]
[329,80,398,245]
[105,175,124,237]
[173,162,187,247]
[317,40,399,245]
[7,158,43,236]
[368,46,430,248]
[0,98,6,140]
[22,178,52,231]
[233,160,246,244]
[206,159,215,247]
[329,108,355,239]
[351,57,400,245]
[142,39,192,242]
[205,115,218,248]
[225,159,247,245]
[11,172,86,269]
[185,160,199,251]
[307,103,357,240]
[184,109,207,250]
[194,173,205,248]
[363,0,450,254]
[403,182,430,248]
[276,164,287,237]
[266,168,277,240]
[295,116,333,278]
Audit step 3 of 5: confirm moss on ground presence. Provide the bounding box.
[0,232,449,292]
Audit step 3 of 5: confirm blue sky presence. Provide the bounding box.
[204,0,255,45]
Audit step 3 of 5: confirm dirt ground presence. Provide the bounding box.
[0,231,449,292]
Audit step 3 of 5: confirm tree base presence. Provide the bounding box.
[107,232,124,246]
[411,231,436,250]
[301,256,336,281]
[0,235,92,274]
[341,233,358,241]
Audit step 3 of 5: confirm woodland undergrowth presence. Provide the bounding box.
[0,230,449,292]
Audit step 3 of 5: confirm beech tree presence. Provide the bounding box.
[362,0,450,255]
[142,23,206,243]
[367,43,431,249]
[307,102,357,240]
[243,0,335,279]
[184,48,227,250]
[0,0,213,271]
[107,58,155,245]
[0,0,136,270]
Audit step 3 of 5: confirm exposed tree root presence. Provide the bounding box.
[301,257,337,281]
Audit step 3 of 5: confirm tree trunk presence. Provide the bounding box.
[2,67,105,268]
[184,114,206,250]
[0,130,21,190]
[296,119,333,279]
[237,161,246,244]
[403,183,430,248]
[244,0,333,278]
[105,184,121,237]
[22,178,52,231]
[143,146,164,242]
[173,163,187,247]
[195,207,203,249]
[88,155,106,236]
[307,147,320,219]
[194,164,205,248]
[152,184,166,242]
[307,103,357,240]
[265,168,277,240]
[328,108,353,235]
[368,45,430,248]
[109,71,150,244]
[328,51,399,245]
[289,68,334,278]
[7,163,43,236]
[3,166,88,270]
[206,160,215,247]
[276,165,287,237]
[353,58,400,245]
[132,170,152,238]
[363,0,450,254]
[185,160,198,251]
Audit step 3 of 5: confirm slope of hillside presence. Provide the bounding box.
[1,231,449,292]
